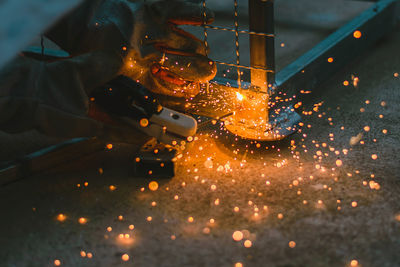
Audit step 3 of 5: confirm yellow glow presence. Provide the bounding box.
[236,92,244,101]
[78,217,87,224]
[106,143,113,150]
[353,30,362,39]
[350,260,359,267]
[56,214,66,222]
[109,185,116,191]
[232,231,243,241]
[140,118,149,127]
[336,159,343,167]
[122,254,129,261]
[244,240,252,248]
[188,216,194,223]
[149,181,159,191]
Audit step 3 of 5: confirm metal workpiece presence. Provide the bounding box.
[275,0,398,98]
[249,0,275,91]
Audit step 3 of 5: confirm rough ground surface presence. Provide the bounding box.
[1,1,399,267]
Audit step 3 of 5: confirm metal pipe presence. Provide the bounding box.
[248,0,275,92]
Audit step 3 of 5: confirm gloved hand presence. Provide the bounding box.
[0,0,216,145]
[45,0,217,98]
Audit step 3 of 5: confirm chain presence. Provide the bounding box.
[202,0,209,57]
[199,25,274,37]
[234,0,241,88]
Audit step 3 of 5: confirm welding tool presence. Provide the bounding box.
[91,75,197,145]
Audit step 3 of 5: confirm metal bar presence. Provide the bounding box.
[249,0,275,91]
[0,138,105,186]
[275,0,398,98]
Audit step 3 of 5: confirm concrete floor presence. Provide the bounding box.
[1,1,400,266]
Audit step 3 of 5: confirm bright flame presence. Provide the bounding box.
[236,92,244,101]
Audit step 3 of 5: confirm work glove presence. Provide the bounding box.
[45,0,217,98]
[0,51,149,146]
[0,0,216,145]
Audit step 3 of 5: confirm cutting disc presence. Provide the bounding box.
[223,105,301,141]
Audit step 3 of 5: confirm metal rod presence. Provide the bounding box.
[275,0,398,98]
[0,138,105,186]
[248,0,275,92]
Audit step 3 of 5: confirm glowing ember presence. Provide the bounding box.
[204,158,213,168]
[54,259,61,266]
[56,214,66,222]
[78,217,87,224]
[353,30,362,39]
[122,254,130,261]
[109,185,117,191]
[149,181,159,191]
[232,231,243,241]
[335,159,343,167]
[350,260,359,267]
[140,118,149,127]
[289,241,296,248]
[243,240,252,248]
